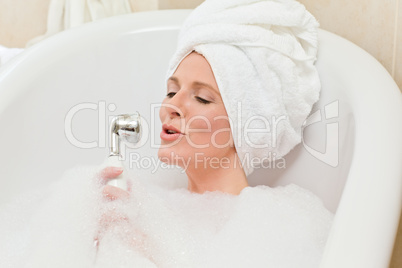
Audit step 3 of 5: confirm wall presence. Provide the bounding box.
[159,0,204,9]
[0,0,401,266]
[299,0,402,91]
[0,0,50,48]
[0,0,158,47]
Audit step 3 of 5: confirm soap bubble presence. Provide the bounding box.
[0,166,333,267]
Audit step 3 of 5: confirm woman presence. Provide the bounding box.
[100,0,321,198]
[102,51,249,198]
[97,0,331,266]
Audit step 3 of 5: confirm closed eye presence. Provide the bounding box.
[166,92,176,98]
[196,96,211,104]
[166,92,211,104]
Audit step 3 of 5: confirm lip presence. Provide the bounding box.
[160,124,184,141]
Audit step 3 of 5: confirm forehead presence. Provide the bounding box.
[171,52,219,92]
[168,76,220,95]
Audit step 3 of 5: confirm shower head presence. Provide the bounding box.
[109,112,142,157]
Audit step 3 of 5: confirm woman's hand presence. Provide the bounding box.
[94,166,149,257]
[99,166,130,200]
[94,166,130,250]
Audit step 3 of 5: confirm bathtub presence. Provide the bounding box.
[0,9,401,268]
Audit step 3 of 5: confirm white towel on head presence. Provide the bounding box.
[166,0,321,176]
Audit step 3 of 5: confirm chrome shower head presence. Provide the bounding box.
[109,112,142,157]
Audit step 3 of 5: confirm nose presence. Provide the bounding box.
[167,107,181,118]
[164,91,186,119]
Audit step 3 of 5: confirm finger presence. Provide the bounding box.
[98,167,123,182]
[102,185,130,201]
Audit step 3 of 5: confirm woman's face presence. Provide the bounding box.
[158,52,235,169]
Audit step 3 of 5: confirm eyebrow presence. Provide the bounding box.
[168,76,220,95]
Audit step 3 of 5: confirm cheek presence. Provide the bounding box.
[186,120,211,146]
[211,118,232,145]
[187,109,232,146]
[185,109,213,139]
[187,117,210,130]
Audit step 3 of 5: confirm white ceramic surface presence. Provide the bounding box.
[0,9,401,268]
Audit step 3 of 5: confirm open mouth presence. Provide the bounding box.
[162,124,183,135]
[166,129,179,134]
[160,124,184,141]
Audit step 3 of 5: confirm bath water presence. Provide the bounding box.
[0,165,333,267]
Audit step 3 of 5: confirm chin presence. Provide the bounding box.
[157,147,168,161]
[158,147,192,167]
[158,147,177,163]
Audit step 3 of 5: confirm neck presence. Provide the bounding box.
[185,153,249,195]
